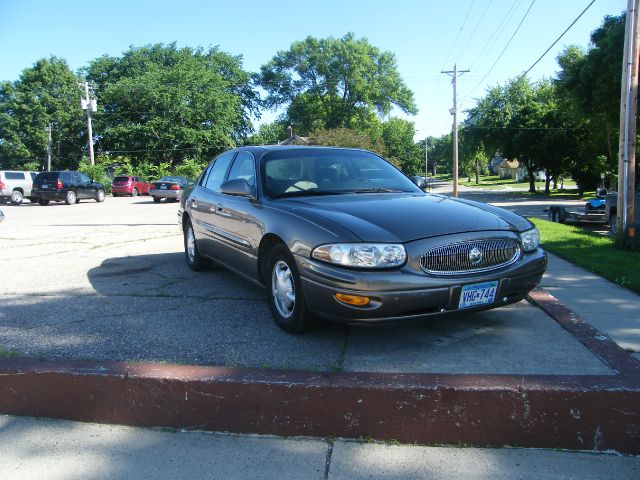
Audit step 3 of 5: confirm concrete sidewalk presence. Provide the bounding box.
[541,252,640,362]
[2,254,639,478]
[1,415,638,480]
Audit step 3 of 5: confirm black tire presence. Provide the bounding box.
[95,189,105,202]
[38,199,49,206]
[548,208,556,222]
[10,190,23,205]
[65,190,77,205]
[131,188,138,197]
[265,244,315,333]
[112,193,118,197]
[183,220,208,271]
[153,197,161,203]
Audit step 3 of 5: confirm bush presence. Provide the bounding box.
[78,156,113,193]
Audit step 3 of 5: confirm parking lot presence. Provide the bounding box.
[0,196,614,375]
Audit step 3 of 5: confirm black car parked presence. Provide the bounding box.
[31,171,106,205]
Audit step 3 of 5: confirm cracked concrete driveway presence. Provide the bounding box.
[0,196,612,375]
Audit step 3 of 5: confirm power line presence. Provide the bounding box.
[456,0,493,67]
[469,0,523,71]
[519,0,596,79]
[464,0,537,98]
[440,0,476,70]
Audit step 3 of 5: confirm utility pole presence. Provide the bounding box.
[442,64,469,197]
[45,123,52,171]
[424,137,429,177]
[80,81,97,166]
[618,0,639,240]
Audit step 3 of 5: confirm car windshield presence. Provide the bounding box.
[261,149,421,198]
[113,176,130,182]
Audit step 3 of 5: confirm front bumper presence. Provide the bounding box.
[297,236,547,324]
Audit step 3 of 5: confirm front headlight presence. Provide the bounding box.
[520,228,540,252]
[311,243,407,268]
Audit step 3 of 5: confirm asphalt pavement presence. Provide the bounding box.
[0,190,639,478]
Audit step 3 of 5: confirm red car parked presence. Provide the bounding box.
[111,176,151,197]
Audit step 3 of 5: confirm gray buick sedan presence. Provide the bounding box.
[179,146,546,333]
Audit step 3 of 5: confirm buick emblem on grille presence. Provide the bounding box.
[468,247,483,265]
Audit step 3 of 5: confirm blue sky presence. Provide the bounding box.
[0,0,626,138]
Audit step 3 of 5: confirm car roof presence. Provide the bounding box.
[224,145,372,158]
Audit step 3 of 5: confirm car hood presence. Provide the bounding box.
[287,193,528,242]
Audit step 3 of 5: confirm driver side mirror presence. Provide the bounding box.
[220,178,256,200]
[410,175,428,190]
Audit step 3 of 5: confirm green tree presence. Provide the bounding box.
[465,77,563,192]
[556,15,625,169]
[381,118,420,174]
[0,56,85,170]
[309,127,388,160]
[245,121,289,145]
[257,33,417,133]
[85,43,259,167]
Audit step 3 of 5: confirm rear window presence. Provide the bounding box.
[34,172,59,182]
[4,172,25,180]
[113,176,131,182]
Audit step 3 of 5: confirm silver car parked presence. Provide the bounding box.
[179,146,546,333]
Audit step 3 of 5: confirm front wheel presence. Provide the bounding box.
[65,190,77,205]
[266,244,315,333]
[183,221,208,271]
[95,189,105,202]
[11,190,23,205]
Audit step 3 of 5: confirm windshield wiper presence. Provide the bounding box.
[350,188,406,193]
[274,190,348,198]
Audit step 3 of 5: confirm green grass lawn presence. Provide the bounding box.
[432,174,578,191]
[531,218,640,293]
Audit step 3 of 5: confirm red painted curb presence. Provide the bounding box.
[1,288,639,453]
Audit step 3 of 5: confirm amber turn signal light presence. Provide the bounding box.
[335,293,370,306]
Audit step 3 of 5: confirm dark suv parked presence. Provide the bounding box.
[31,171,106,205]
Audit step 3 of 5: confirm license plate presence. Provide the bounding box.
[41,184,49,189]
[458,281,498,309]
[160,185,167,190]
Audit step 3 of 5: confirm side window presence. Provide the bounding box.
[5,172,25,180]
[62,172,73,183]
[79,173,91,183]
[227,152,255,187]
[203,153,235,193]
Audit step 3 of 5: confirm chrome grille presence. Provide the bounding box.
[420,239,521,275]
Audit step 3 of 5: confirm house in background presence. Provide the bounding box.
[498,158,546,182]
[489,154,505,175]
[278,126,309,145]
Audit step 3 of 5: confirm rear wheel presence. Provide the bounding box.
[183,220,208,271]
[266,244,315,333]
[10,190,23,205]
[153,196,161,203]
[95,189,105,202]
[65,190,77,205]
